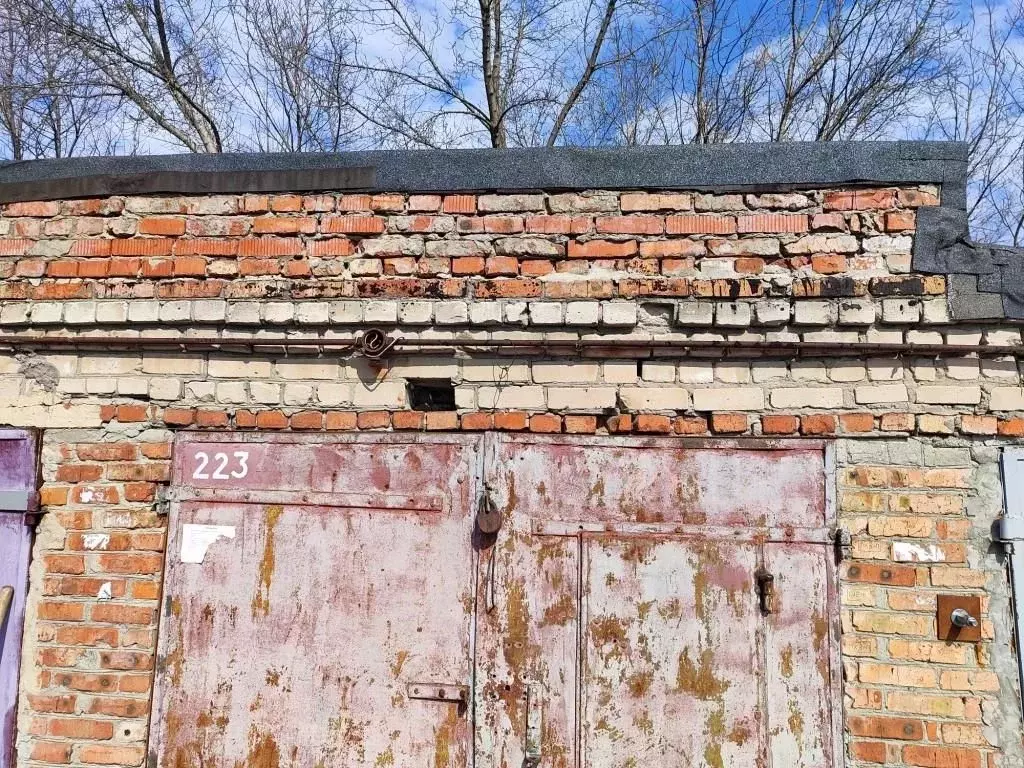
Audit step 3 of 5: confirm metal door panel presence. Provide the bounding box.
[0,430,36,768]
[581,536,761,768]
[474,529,578,768]
[153,435,479,768]
[764,543,835,767]
[491,436,825,529]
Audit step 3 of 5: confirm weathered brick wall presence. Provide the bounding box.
[1,183,1021,768]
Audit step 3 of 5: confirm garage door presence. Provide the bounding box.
[152,434,836,768]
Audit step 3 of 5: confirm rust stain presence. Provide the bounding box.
[729,722,752,746]
[704,706,726,768]
[589,615,629,659]
[541,592,575,627]
[780,645,794,678]
[675,648,729,700]
[251,504,284,618]
[265,668,281,687]
[505,471,518,514]
[433,705,461,768]
[246,730,281,768]
[787,699,804,738]
[375,746,395,766]
[621,540,655,566]
[587,478,606,507]
[390,650,410,678]
[625,669,653,698]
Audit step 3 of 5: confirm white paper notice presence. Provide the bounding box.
[180,524,236,563]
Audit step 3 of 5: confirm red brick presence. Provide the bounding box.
[96,553,163,575]
[711,413,748,434]
[824,189,896,210]
[40,486,69,506]
[78,259,110,278]
[851,741,888,763]
[115,405,149,423]
[110,238,173,257]
[322,215,385,234]
[736,213,807,233]
[494,411,529,431]
[801,414,837,435]
[139,217,185,236]
[961,415,997,435]
[840,412,875,433]
[903,746,981,768]
[999,418,1024,437]
[270,194,303,212]
[47,260,78,278]
[56,464,102,482]
[30,741,72,763]
[734,258,764,274]
[898,189,940,207]
[606,414,632,433]
[521,260,554,276]
[443,195,476,214]
[812,254,847,274]
[92,604,155,625]
[357,411,390,430]
[195,409,230,428]
[48,717,115,739]
[666,214,736,235]
[38,602,85,621]
[886,210,916,231]
[761,415,799,434]
[452,256,486,275]
[325,411,358,430]
[6,200,60,216]
[845,562,916,586]
[100,650,154,670]
[163,408,195,426]
[564,415,597,434]
[43,555,85,575]
[529,414,562,433]
[256,410,289,429]
[460,412,494,431]
[86,697,148,718]
[673,416,708,435]
[288,410,323,430]
[880,412,915,431]
[124,483,155,502]
[596,216,664,235]
[525,215,590,235]
[392,411,425,430]
[308,238,354,257]
[425,412,459,430]
[485,256,519,276]
[474,279,542,298]
[567,239,638,258]
[635,414,672,433]
[849,716,924,740]
[53,626,117,647]
[78,744,146,765]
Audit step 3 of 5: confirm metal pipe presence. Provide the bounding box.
[0,332,1022,359]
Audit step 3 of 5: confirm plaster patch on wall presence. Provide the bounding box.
[82,533,110,550]
[892,542,945,562]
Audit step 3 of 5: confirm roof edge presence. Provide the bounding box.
[0,141,968,205]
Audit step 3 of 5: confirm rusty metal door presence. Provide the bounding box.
[152,434,481,768]
[0,430,37,768]
[479,435,836,768]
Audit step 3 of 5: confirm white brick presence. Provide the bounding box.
[208,359,273,378]
[754,300,790,325]
[470,303,502,325]
[142,354,203,375]
[565,301,600,325]
[192,300,226,322]
[907,330,943,345]
[916,385,981,405]
[185,381,216,400]
[283,383,314,405]
[215,382,248,404]
[855,384,909,404]
[793,301,834,325]
[790,361,828,382]
[862,235,912,254]
[714,362,750,384]
[349,258,382,276]
[922,298,950,324]
[86,378,116,395]
[0,304,29,325]
[264,302,295,324]
[619,387,690,410]
[547,387,617,410]
[867,358,904,381]
[532,362,600,383]
[678,361,714,384]
[116,378,149,396]
[985,329,1022,346]
[435,302,469,325]
[316,383,352,406]
[991,387,1024,410]
[352,380,406,407]
[602,303,638,327]
[785,234,859,254]
[149,379,182,400]
[529,303,563,325]
[692,387,764,411]
[461,359,531,383]
[770,387,844,408]
[30,303,62,323]
[276,361,340,379]
[603,361,638,384]
[838,299,876,325]
[477,385,546,409]
[296,302,330,324]
[82,355,139,375]
[981,358,1019,379]
[829,362,866,382]
[331,301,365,324]
[676,303,714,325]
[364,301,398,323]
[478,194,545,212]
[65,302,97,325]
[715,302,751,327]
[944,358,980,381]
[454,387,476,409]
[399,301,433,325]
[641,361,676,383]
[250,381,281,404]
[226,302,261,324]
[505,302,529,325]
[881,298,921,324]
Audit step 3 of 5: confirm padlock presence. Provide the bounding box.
[476,493,503,534]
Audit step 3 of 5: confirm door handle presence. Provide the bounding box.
[0,585,14,628]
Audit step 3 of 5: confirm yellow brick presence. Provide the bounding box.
[851,539,890,559]
[842,492,887,512]
[888,639,969,665]
[859,662,937,688]
[930,567,988,588]
[867,516,934,538]
[842,635,879,657]
[851,611,932,636]
[940,670,1000,692]
[848,686,884,709]
[940,723,991,746]
[922,468,972,488]
[888,493,964,514]
[886,590,937,612]
[886,691,971,718]
[842,584,877,607]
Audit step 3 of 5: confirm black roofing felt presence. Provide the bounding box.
[0,139,1020,321]
[0,141,968,203]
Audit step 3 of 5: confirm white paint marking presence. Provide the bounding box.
[180,524,236,563]
[83,533,110,550]
[80,489,94,503]
[97,582,112,600]
[892,541,945,562]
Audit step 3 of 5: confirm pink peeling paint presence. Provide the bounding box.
[153,434,835,768]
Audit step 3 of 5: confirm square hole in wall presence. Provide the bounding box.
[407,380,456,411]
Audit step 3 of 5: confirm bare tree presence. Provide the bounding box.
[230,0,360,152]
[30,0,231,152]
[348,0,623,148]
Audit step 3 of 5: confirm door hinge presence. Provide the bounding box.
[833,528,852,562]
[524,684,543,767]
[155,486,170,516]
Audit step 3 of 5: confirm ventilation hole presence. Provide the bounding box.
[408,380,456,411]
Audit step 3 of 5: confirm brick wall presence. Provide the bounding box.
[1,183,1022,768]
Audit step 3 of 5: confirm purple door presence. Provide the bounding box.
[0,430,37,768]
